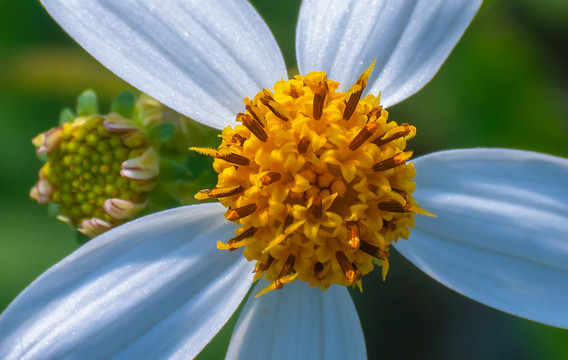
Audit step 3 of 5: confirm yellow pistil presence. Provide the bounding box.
[193,63,429,292]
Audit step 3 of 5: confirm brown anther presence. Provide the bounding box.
[255,254,275,273]
[343,67,370,121]
[368,105,384,120]
[377,200,409,213]
[289,84,300,98]
[372,152,412,172]
[219,152,250,166]
[224,226,257,251]
[232,133,246,146]
[313,79,328,120]
[225,203,257,221]
[260,89,291,122]
[241,113,268,142]
[275,254,296,289]
[343,89,362,121]
[349,122,378,151]
[314,262,324,280]
[261,172,281,185]
[347,221,360,248]
[336,251,355,282]
[283,214,294,230]
[310,195,323,219]
[297,136,311,154]
[392,187,408,199]
[382,218,397,232]
[197,185,244,200]
[228,226,257,246]
[352,262,363,282]
[372,123,416,146]
[359,240,389,259]
[245,103,266,127]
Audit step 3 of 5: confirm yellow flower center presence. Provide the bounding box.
[193,63,427,293]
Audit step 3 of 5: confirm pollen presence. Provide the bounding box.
[194,63,427,292]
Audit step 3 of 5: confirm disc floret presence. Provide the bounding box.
[194,64,428,292]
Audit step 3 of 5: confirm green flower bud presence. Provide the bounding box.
[31,90,221,241]
[31,90,159,238]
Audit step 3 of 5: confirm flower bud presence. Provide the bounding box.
[31,90,221,241]
[31,90,159,238]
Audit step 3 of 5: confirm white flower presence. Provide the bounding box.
[1,0,567,359]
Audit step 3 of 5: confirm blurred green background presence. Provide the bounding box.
[1,1,567,359]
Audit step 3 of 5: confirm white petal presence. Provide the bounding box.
[395,149,568,328]
[41,0,287,130]
[296,0,481,107]
[226,281,366,360]
[0,203,255,359]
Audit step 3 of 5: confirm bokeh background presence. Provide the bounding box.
[1,1,567,359]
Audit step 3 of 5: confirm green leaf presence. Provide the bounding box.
[58,107,75,125]
[76,89,99,116]
[149,123,176,144]
[111,91,136,119]
[36,152,49,163]
[47,203,60,217]
[75,231,90,244]
[159,158,192,182]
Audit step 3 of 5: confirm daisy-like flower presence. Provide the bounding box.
[1,0,567,359]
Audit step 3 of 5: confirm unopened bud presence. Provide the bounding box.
[31,90,159,238]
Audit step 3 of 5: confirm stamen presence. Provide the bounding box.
[313,79,328,120]
[255,272,298,297]
[349,122,378,151]
[216,237,251,251]
[225,203,257,221]
[377,200,409,213]
[382,218,397,232]
[276,254,297,286]
[297,136,311,154]
[372,123,416,146]
[218,227,257,251]
[194,185,244,200]
[190,147,250,166]
[359,240,389,259]
[310,195,322,219]
[241,113,268,142]
[232,133,246,146]
[245,102,266,127]
[352,262,363,282]
[347,221,360,248]
[255,254,275,273]
[260,171,281,185]
[392,187,407,197]
[230,226,257,245]
[336,251,355,282]
[260,89,291,122]
[263,220,305,253]
[283,214,293,229]
[343,89,362,121]
[372,151,413,172]
[343,61,375,121]
[368,105,383,120]
[219,153,250,166]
